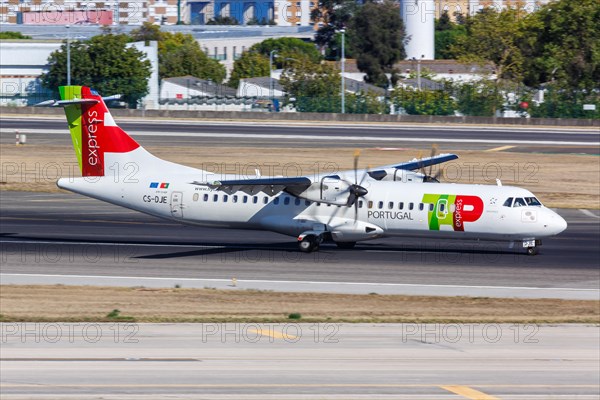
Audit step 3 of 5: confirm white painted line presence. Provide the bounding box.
[0,239,223,249]
[579,209,600,219]
[2,128,598,146]
[1,273,597,293]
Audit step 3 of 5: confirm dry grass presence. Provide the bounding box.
[1,285,598,323]
[1,143,598,209]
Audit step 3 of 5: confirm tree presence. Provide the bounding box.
[453,79,504,117]
[391,86,456,116]
[40,34,151,108]
[280,61,341,113]
[249,37,321,67]
[0,31,31,39]
[311,0,358,59]
[520,0,600,92]
[130,24,226,83]
[452,7,526,81]
[435,10,467,59]
[350,0,406,87]
[158,32,226,83]
[228,52,270,89]
[130,22,162,42]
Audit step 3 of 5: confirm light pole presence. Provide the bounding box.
[66,24,71,86]
[269,49,277,103]
[340,29,345,114]
[414,54,424,91]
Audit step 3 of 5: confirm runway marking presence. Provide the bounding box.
[0,240,224,249]
[0,217,176,226]
[486,145,516,152]
[1,383,598,389]
[248,328,298,341]
[579,209,600,219]
[441,385,499,399]
[1,273,597,293]
[2,128,598,146]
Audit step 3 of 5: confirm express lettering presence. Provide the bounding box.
[143,195,167,204]
[86,110,101,166]
[368,211,413,220]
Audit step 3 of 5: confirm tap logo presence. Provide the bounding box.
[422,194,484,231]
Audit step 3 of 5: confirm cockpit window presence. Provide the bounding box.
[503,197,513,207]
[525,197,542,206]
[513,198,526,207]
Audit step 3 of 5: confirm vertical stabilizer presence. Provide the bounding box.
[59,86,140,177]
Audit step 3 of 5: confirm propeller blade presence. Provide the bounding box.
[428,144,438,178]
[353,149,360,184]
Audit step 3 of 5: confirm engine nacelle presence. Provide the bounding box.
[372,168,425,183]
[294,176,354,206]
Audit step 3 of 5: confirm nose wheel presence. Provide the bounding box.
[523,239,542,256]
[526,246,538,256]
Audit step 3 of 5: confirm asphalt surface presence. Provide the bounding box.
[1,323,599,399]
[1,191,599,299]
[1,117,599,152]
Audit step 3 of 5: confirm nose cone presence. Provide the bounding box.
[547,211,568,235]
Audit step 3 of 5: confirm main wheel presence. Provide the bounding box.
[298,235,318,253]
[336,241,356,249]
[526,247,538,256]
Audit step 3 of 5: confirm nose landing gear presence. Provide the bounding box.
[523,239,542,256]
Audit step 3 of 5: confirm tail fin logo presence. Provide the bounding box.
[59,86,140,177]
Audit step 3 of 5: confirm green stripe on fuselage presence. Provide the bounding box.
[59,86,83,172]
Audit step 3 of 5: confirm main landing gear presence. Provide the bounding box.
[297,232,358,252]
[298,233,322,253]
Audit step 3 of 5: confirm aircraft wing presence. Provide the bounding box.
[191,177,312,196]
[384,153,458,170]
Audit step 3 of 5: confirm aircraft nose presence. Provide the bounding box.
[546,211,568,235]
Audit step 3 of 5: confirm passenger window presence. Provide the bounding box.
[213,194,218,202]
[399,202,404,210]
[223,195,228,203]
[274,197,280,205]
[305,200,311,206]
[203,194,209,202]
[263,197,268,204]
[388,202,394,209]
[358,201,363,208]
[232,195,238,203]
[252,196,258,204]
[284,197,290,205]
[368,201,373,209]
[513,198,526,207]
[378,201,384,209]
[409,202,414,210]
[429,203,434,211]
[419,203,424,211]
[243,196,248,203]
[503,197,513,207]
[295,198,301,206]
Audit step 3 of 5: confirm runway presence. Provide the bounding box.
[1,117,599,152]
[1,191,599,299]
[1,323,599,399]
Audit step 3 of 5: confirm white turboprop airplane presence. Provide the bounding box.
[43,86,567,255]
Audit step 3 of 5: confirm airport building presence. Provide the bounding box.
[0,0,318,26]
